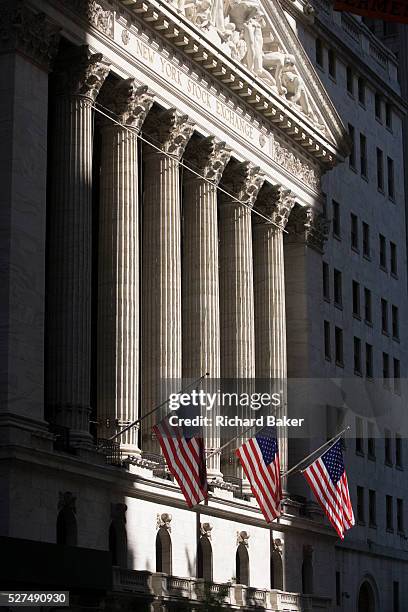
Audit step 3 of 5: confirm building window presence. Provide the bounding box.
[324,321,331,361]
[365,343,373,378]
[328,48,336,78]
[349,124,356,168]
[362,222,370,257]
[369,489,377,527]
[156,527,172,574]
[352,281,360,317]
[377,148,384,190]
[347,66,354,95]
[375,92,382,120]
[383,352,390,387]
[236,543,250,586]
[392,305,399,339]
[354,337,362,375]
[332,199,341,237]
[334,269,342,306]
[386,102,392,129]
[368,421,375,458]
[336,571,341,606]
[393,581,400,612]
[394,358,401,394]
[386,495,393,531]
[358,77,365,105]
[387,157,395,199]
[360,133,367,177]
[396,434,402,468]
[351,213,359,250]
[197,536,213,581]
[390,242,397,275]
[397,499,404,533]
[357,486,365,523]
[316,38,323,67]
[335,327,343,366]
[323,262,330,300]
[385,429,393,465]
[364,289,372,324]
[381,299,388,334]
[379,234,387,269]
[356,416,364,453]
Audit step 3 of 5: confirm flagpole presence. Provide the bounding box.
[106,373,209,442]
[205,423,259,463]
[281,425,351,479]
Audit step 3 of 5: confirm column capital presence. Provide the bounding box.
[0,1,60,71]
[255,183,296,230]
[143,107,195,159]
[54,44,110,101]
[184,136,231,185]
[220,161,265,208]
[286,204,330,253]
[100,80,154,131]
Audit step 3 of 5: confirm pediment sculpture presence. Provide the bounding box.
[168,0,325,130]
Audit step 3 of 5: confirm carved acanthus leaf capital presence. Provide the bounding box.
[200,522,213,539]
[156,512,172,531]
[184,136,232,185]
[58,491,76,512]
[0,2,60,71]
[101,80,154,131]
[111,502,127,523]
[255,183,295,230]
[54,45,110,101]
[71,0,114,38]
[143,108,195,159]
[220,161,265,208]
[286,205,330,253]
[237,530,250,547]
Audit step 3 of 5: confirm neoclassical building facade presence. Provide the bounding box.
[1,0,406,610]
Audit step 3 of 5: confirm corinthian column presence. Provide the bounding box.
[97,80,154,455]
[253,185,295,477]
[46,46,110,448]
[182,136,231,478]
[219,161,264,479]
[141,108,195,454]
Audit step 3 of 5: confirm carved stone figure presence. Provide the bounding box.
[281,60,313,118]
[242,8,264,73]
[210,0,225,31]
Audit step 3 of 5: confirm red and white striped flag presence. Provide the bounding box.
[304,439,355,539]
[236,427,282,523]
[153,411,208,508]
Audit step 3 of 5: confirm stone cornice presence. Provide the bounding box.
[113,0,347,167]
[0,1,60,71]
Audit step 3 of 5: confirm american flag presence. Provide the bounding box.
[303,439,355,539]
[236,427,282,522]
[153,407,208,508]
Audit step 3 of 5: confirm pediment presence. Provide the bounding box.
[175,0,346,151]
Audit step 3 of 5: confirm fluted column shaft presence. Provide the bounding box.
[97,81,153,454]
[142,109,194,454]
[253,186,295,478]
[182,137,231,477]
[46,47,109,447]
[219,162,264,479]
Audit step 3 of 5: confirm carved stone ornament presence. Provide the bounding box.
[255,183,295,229]
[101,80,154,130]
[273,140,320,192]
[184,136,232,185]
[200,522,213,539]
[54,45,110,101]
[165,0,325,128]
[272,537,283,553]
[286,204,330,253]
[237,530,250,546]
[0,1,60,71]
[111,502,128,523]
[58,491,76,512]
[220,161,265,208]
[157,512,172,531]
[71,0,114,38]
[143,108,195,159]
